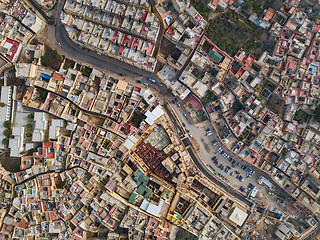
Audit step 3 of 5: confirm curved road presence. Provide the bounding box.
[33,0,297,211]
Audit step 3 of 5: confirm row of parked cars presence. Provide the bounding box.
[215,147,256,182]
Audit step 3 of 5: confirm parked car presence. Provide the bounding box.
[143,82,149,86]
[206,128,212,136]
[212,140,218,146]
[183,112,187,117]
[241,165,246,170]
[239,186,245,192]
[177,102,181,107]
[136,80,142,83]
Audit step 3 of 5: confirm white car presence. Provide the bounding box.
[143,82,149,86]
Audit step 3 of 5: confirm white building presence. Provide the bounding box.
[32,112,48,142]
[0,86,12,148]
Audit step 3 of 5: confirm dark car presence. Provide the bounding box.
[248,183,255,191]
[182,123,186,127]
[229,157,233,162]
[239,186,245,192]
[136,80,142,83]
[241,165,246,170]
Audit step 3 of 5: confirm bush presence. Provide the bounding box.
[27,123,33,128]
[0,102,6,107]
[26,133,32,138]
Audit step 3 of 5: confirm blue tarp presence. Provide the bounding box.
[41,73,50,80]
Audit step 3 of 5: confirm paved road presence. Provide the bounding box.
[25,0,53,24]
[168,98,297,207]
[42,0,297,210]
[47,0,157,81]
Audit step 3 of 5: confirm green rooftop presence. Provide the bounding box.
[208,49,223,63]
[129,193,137,204]
[134,169,149,187]
[137,185,152,199]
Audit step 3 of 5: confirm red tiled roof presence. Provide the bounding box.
[3,38,20,61]
[52,73,65,81]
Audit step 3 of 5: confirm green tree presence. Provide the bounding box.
[2,137,9,146]
[3,120,11,129]
[0,102,6,107]
[26,133,32,138]
[28,114,34,119]
[27,123,33,128]
[315,105,320,122]
[3,129,10,137]
[56,54,64,61]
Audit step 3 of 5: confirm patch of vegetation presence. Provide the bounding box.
[202,41,212,52]
[232,99,245,113]
[260,88,272,99]
[75,63,82,71]
[130,110,146,128]
[63,59,75,70]
[0,102,6,107]
[41,45,64,71]
[192,0,210,20]
[81,66,93,77]
[176,227,197,240]
[294,110,309,122]
[7,68,25,86]
[103,139,113,150]
[3,120,11,129]
[315,105,320,123]
[264,81,276,92]
[206,10,274,56]
[3,120,11,145]
[201,90,217,105]
[35,89,48,103]
[196,109,208,122]
[0,156,20,172]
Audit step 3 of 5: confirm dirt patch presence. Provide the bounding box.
[266,93,285,117]
[201,138,211,153]
[0,152,20,173]
[6,68,25,86]
[41,44,64,71]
